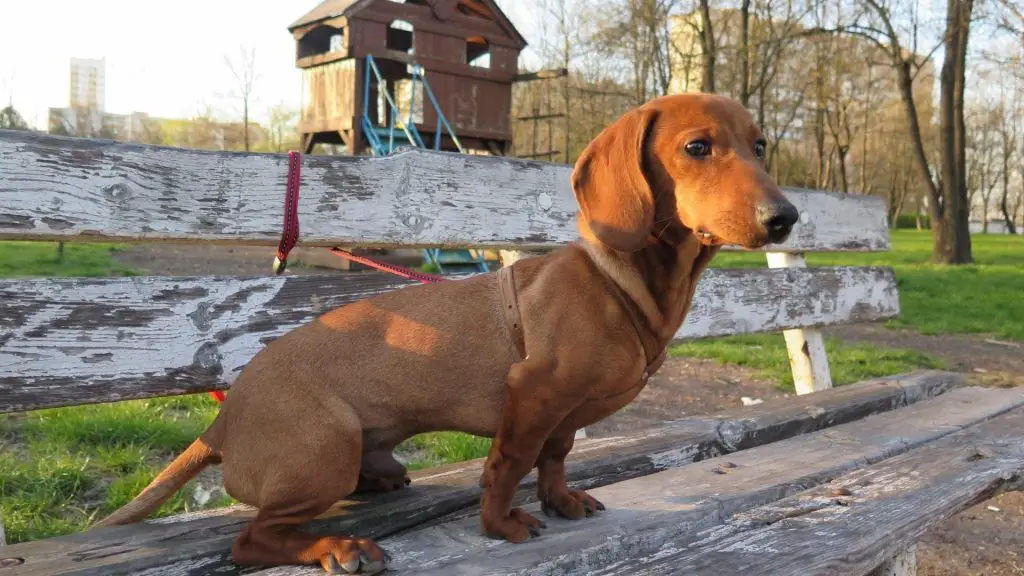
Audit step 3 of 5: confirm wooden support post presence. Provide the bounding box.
[765,252,833,394]
[868,544,917,576]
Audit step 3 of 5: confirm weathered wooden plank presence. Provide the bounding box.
[868,546,917,576]
[599,405,1024,576]
[0,266,899,413]
[766,252,833,394]
[0,371,961,576]
[0,130,889,252]
[306,386,1024,576]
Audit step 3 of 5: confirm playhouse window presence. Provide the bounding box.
[298,25,344,58]
[387,20,415,54]
[466,36,491,69]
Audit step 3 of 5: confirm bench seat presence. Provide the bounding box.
[5,370,1008,576]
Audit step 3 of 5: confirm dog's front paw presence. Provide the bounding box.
[483,507,547,543]
[541,489,606,520]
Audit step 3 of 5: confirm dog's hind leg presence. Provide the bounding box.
[355,449,410,493]
[226,400,387,575]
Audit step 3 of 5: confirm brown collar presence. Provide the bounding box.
[497,265,526,360]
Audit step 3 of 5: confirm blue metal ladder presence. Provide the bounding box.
[360,54,493,274]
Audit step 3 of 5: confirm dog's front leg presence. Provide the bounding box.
[479,358,575,543]
[536,435,605,520]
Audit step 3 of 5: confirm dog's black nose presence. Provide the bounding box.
[757,201,799,241]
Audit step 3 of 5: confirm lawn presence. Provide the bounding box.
[0,231,1020,543]
[669,230,1024,387]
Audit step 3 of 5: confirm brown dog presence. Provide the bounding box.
[93,93,798,574]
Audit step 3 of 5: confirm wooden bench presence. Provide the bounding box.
[1,129,1021,575]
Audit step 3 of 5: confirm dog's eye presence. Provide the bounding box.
[684,140,712,158]
[754,140,767,159]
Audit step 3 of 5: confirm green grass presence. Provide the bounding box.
[0,396,224,543]
[398,432,492,471]
[0,241,138,278]
[670,334,948,392]
[0,231,1019,543]
[708,230,1024,341]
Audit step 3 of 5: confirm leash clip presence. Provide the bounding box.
[273,254,287,275]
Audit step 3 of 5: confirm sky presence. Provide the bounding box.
[0,0,541,130]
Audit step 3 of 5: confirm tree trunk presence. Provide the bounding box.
[243,97,251,152]
[1002,163,1018,233]
[739,0,752,106]
[934,0,974,263]
[698,0,716,93]
[837,147,849,193]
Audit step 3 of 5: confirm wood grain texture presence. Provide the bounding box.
[0,130,889,252]
[0,371,961,576]
[0,266,899,413]
[307,387,1024,576]
[869,545,918,576]
[605,405,1024,576]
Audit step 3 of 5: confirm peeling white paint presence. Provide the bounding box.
[1,132,889,252]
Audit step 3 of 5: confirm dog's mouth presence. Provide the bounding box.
[695,228,716,245]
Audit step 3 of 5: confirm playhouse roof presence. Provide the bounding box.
[288,0,527,49]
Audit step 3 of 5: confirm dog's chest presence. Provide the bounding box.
[570,368,653,429]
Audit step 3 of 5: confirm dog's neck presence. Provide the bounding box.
[579,232,718,347]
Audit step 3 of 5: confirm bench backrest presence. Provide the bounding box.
[0,130,897,414]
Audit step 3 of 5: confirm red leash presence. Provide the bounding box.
[209,151,448,404]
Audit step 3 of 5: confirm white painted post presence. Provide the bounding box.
[868,544,917,576]
[0,516,5,546]
[765,252,833,395]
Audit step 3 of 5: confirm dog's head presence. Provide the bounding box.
[571,93,798,251]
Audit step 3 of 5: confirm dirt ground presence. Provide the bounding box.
[117,244,1024,575]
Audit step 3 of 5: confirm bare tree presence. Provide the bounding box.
[842,0,976,263]
[267,104,299,153]
[225,46,258,152]
[965,101,999,232]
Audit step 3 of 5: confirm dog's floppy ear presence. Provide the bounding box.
[571,106,659,252]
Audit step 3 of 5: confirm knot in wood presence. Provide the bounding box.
[103,182,133,202]
[1,557,25,567]
[537,193,553,211]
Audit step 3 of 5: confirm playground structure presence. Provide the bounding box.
[288,0,529,273]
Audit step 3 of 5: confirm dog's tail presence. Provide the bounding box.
[91,425,222,529]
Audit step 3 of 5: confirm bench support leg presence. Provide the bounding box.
[868,543,917,576]
[766,252,833,395]
[500,248,586,442]
[0,517,5,546]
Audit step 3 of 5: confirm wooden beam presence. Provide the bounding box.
[0,371,962,576]
[603,404,1024,576]
[0,131,890,252]
[358,387,1024,576]
[0,266,899,413]
[515,113,566,122]
[514,69,569,83]
[766,253,833,394]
